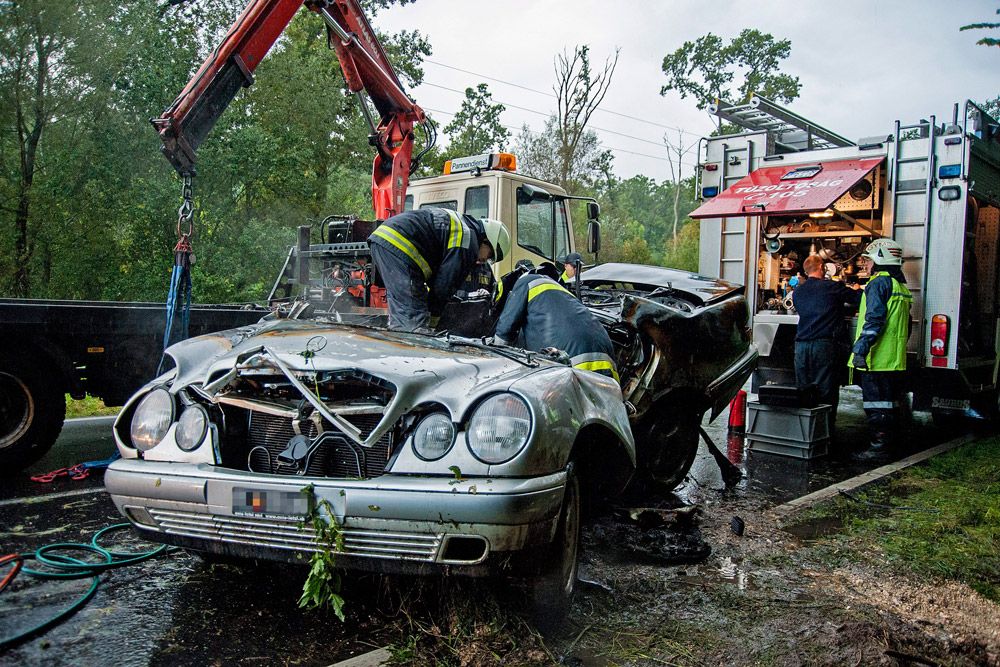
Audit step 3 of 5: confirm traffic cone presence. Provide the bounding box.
[728,389,747,434]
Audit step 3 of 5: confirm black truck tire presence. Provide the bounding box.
[0,352,65,474]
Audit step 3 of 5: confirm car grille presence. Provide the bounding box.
[246,412,390,479]
[147,508,440,561]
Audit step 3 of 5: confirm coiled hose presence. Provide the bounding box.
[0,523,171,650]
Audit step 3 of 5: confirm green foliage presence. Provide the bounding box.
[442,83,510,158]
[961,7,1000,47]
[298,484,346,621]
[0,0,429,303]
[819,438,1000,602]
[660,29,801,117]
[65,394,120,418]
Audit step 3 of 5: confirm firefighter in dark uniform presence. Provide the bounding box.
[493,272,619,382]
[791,254,861,433]
[848,238,913,461]
[368,209,510,331]
[558,252,583,288]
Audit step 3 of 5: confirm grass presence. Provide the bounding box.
[65,394,120,418]
[811,437,1000,602]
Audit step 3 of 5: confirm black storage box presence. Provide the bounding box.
[757,383,818,408]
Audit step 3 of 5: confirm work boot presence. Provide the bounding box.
[851,440,890,463]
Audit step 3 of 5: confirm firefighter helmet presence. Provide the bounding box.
[861,238,903,266]
[481,218,511,263]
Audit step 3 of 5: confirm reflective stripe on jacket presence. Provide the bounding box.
[494,274,619,382]
[369,208,483,315]
[851,271,912,371]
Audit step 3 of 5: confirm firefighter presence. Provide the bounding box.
[791,254,861,434]
[369,209,510,331]
[848,238,913,461]
[493,272,619,382]
[558,252,583,287]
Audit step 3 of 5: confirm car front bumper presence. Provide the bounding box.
[105,460,566,572]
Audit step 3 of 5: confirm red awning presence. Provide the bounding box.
[690,157,884,219]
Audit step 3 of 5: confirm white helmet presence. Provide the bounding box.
[861,238,903,266]
[480,218,511,262]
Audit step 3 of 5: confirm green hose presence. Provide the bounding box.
[0,523,172,651]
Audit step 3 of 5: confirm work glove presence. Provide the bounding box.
[850,353,868,370]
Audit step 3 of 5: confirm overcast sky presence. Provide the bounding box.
[377,0,998,182]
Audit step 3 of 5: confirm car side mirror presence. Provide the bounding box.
[587,220,601,255]
[586,201,600,222]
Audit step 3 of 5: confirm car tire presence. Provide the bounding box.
[530,463,581,618]
[0,352,65,474]
[640,408,701,491]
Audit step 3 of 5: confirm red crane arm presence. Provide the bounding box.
[152,0,427,220]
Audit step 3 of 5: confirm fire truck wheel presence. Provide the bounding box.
[0,352,65,474]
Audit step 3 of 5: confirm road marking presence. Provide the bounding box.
[66,416,117,424]
[0,487,106,507]
[772,432,979,517]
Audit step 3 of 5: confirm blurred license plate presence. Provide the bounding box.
[931,397,969,410]
[232,488,313,519]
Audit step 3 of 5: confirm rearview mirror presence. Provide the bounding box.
[587,220,601,255]
[586,201,600,222]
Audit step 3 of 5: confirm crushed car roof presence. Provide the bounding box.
[580,263,744,306]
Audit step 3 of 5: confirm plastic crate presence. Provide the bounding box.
[749,433,829,459]
[747,400,831,448]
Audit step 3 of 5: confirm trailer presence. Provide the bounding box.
[692,96,1000,420]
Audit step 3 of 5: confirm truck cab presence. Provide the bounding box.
[405,152,591,276]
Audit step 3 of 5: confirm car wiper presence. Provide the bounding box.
[445,335,539,367]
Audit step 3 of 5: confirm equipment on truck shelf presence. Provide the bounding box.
[693,94,1000,418]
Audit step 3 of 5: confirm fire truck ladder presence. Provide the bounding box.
[709,95,855,152]
[890,115,937,365]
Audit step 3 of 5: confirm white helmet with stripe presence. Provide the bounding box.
[480,218,511,262]
[861,238,903,266]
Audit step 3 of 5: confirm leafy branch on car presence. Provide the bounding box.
[298,484,346,621]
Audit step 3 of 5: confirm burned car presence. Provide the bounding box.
[105,259,755,604]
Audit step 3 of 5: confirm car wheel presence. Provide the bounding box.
[640,408,701,491]
[530,463,580,617]
[0,352,65,474]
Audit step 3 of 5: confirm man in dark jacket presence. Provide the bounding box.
[791,254,861,432]
[848,238,913,461]
[494,272,619,382]
[369,209,510,331]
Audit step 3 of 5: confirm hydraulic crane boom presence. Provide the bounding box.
[151,0,427,219]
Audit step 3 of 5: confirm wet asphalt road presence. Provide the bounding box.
[0,393,975,665]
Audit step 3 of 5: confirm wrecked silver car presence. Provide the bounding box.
[105,261,755,604]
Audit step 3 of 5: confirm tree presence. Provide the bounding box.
[961,7,1000,47]
[662,129,697,251]
[516,45,617,193]
[660,29,801,130]
[442,83,509,158]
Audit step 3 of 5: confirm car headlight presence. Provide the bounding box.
[130,388,174,451]
[412,412,455,460]
[467,393,532,464]
[176,405,208,452]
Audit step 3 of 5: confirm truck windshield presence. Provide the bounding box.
[516,187,570,260]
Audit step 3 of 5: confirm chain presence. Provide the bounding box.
[175,172,194,261]
[176,172,194,239]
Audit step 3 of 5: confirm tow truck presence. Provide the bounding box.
[692,95,1000,420]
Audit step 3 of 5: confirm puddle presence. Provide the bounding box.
[782,516,845,540]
